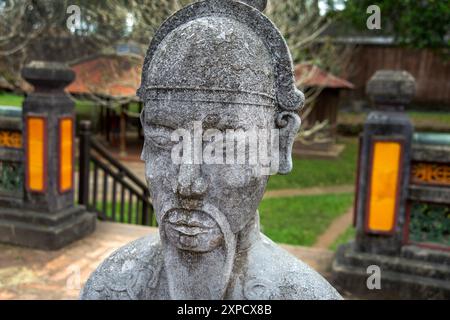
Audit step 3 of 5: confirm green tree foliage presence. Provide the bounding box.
[0,0,189,60]
[410,202,450,246]
[0,0,191,86]
[339,0,450,49]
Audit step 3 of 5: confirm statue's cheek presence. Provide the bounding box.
[145,152,174,190]
[145,154,177,218]
[220,165,263,189]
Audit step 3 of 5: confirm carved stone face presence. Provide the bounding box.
[142,99,276,252]
[138,3,303,262]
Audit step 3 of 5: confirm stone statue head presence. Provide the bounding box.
[137,0,304,299]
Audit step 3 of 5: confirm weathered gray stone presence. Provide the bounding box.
[81,0,342,300]
[366,70,416,109]
[333,242,450,299]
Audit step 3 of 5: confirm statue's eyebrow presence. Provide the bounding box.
[216,122,250,131]
[202,114,245,131]
[144,110,180,129]
[217,115,253,131]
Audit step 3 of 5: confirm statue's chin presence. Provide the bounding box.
[161,205,237,299]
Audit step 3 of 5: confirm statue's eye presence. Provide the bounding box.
[148,134,172,148]
[145,125,175,150]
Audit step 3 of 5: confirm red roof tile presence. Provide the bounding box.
[67,55,143,98]
[295,63,354,89]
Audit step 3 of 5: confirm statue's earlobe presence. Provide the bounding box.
[276,111,301,174]
[140,109,149,162]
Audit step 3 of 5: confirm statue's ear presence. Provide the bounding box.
[276,111,301,175]
[140,109,149,162]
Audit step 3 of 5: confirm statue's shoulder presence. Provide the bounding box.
[80,234,165,300]
[244,234,342,300]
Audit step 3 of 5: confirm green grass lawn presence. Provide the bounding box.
[0,92,97,115]
[74,99,98,117]
[97,201,137,224]
[266,138,358,190]
[97,201,157,226]
[259,193,354,246]
[407,111,450,123]
[329,226,356,251]
[0,92,24,106]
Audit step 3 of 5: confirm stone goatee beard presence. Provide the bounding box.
[161,203,237,300]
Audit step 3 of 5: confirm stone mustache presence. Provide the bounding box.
[81,0,342,300]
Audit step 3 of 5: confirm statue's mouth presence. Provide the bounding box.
[169,224,211,236]
[163,208,223,251]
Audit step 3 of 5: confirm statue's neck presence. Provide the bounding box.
[236,212,261,253]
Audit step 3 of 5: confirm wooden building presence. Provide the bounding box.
[294,63,354,157]
[67,53,143,157]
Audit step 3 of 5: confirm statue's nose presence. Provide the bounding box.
[176,164,208,198]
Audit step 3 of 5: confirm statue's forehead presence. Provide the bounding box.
[144,101,275,129]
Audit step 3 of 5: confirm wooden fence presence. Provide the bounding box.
[341,46,450,107]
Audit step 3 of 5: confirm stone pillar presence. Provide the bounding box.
[354,70,416,255]
[0,61,96,250]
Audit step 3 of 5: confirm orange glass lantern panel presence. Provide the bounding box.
[367,141,402,233]
[27,117,46,192]
[59,118,73,192]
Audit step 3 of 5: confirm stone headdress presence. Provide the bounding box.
[137,0,304,113]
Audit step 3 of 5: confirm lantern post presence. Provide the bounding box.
[0,61,95,250]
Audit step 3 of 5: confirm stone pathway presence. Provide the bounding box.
[263,185,354,199]
[0,221,336,300]
[0,222,156,300]
[313,207,354,249]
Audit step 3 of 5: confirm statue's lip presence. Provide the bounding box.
[168,224,211,236]
[165,208,217,229]
[168,220,213,228]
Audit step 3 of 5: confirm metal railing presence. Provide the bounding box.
[0,109,24,203]
[78,120,155,226]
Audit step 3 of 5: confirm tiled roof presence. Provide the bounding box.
[295,63,354,89]
[66,54,143,98]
